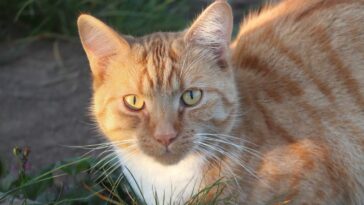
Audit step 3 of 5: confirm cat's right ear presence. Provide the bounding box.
[77,14,130,85]
[184,1,233,58]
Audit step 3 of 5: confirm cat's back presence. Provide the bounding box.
[232,0,364,203]
[233,0,364,84]
[232,0,364,140]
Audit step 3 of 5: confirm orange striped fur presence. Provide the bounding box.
[78,0,364,204]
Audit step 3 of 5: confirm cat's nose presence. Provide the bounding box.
[154,133,177,146]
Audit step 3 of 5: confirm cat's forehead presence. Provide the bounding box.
[131,32,184,60]
[128,32,185,95]
[137,32,182,46]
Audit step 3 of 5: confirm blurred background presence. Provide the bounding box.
[0,0,264,203]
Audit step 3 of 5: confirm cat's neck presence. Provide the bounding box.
[118,150,206,204]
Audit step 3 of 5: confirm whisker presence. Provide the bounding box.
[95,148,138,188]
[199,136,263,160]
[195,133,259,147]
[195,147,242,192]
[196,141,262,183]
[93,155,121,182]
[90,149,119,173]
[61,139,136,150]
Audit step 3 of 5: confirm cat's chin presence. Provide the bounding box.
[141,147,189,165]
[152,152,186,165]
[139,142,192,165]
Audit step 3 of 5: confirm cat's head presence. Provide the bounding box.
[78,1,239,165]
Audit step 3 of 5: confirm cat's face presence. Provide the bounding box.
[78,1,238,165]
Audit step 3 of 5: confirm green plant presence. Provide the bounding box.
[0,146,233,205]
[0,146,137,204]
[0,145,291,205]
[0,0,192,40]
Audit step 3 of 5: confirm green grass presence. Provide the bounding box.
[0,0,195,41]
[0,146,289,204]
[0,146,231,205]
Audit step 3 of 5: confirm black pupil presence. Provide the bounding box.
[189,91,194,99]
[133,96,136,105]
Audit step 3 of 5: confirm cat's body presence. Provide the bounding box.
[231,0,364,203]
[78,0,364,204]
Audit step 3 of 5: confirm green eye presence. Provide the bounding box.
[123,94,144,111]
[181,89,202,106]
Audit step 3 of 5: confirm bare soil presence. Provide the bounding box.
[0,40,104,170]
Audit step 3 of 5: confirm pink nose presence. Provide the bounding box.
[154,133,177,146]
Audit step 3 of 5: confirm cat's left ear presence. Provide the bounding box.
[185,0,233,57]
[77,14,130,87]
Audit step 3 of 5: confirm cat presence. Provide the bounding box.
[77,0,364,204]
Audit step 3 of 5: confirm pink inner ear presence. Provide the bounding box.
[94,54,116,77]
[84,33,118,59]
[185,1,232,48]
[78,15,130,62]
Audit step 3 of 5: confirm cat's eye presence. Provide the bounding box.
[181,89,202,107]
[123,94,144,111]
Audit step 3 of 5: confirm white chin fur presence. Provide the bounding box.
[117,150,205,205]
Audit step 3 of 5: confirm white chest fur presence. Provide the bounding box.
[118,151,205,205]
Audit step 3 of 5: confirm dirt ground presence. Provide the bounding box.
[0,40,104,170]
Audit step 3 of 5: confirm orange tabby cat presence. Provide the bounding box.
[77,0,364,204]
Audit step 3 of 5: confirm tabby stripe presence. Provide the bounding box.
[169,45,179,62]
[298,101,324,133]
[295,0,353,22]
[211,110,234,127]
[162,60,173,90]
[154,37,167,87]
[321,146,344,196]
[284,143,316,202]
[239,54,304,99]
[167,65,177,90]
[312,26,364,107]
[204,88,234,107]
[267,27,336,102]
[138,68,154,93]
[265,86,283,102]
[255,101,296,143]
[151,42,162,86]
